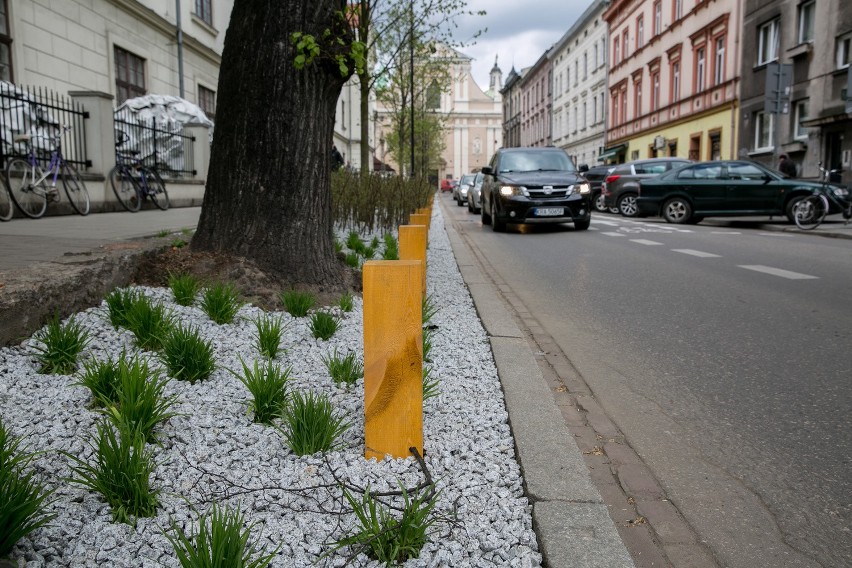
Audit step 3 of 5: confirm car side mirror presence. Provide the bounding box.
[481,166,493,176]
[578,164,589,173]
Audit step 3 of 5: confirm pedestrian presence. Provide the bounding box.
[331,144,344,171]
[778,153,797,177]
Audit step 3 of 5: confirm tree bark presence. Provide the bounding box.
[192,0,352,287]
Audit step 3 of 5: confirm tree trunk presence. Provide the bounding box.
[192,0,352,287]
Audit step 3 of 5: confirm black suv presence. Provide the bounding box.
[480,147,592,232]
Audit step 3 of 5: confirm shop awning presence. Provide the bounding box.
[597,143,628,161]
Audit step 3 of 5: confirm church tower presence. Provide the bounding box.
[489,55,503,93]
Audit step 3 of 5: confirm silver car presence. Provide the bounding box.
[466,172,485,214]
[453,173,476,206]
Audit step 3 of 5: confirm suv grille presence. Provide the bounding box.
[526,186,573,198]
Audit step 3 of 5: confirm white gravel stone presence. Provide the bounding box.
[0,208,542,567]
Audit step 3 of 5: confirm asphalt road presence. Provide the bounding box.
[444,194,851,568]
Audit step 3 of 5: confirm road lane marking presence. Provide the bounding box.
[738,265,818,279]
[672,249,721,258]
[711,231,741,235]
[602,232,626,237]
[592,219,620,226]
[758,233,794,237]
[630,239,664,245]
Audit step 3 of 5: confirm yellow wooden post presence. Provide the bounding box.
[410,213,430,231]
[399,224,427,296]
[363,260,423,460]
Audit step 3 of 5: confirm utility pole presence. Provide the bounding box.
[176,0,185,98]
[409,0,416,178]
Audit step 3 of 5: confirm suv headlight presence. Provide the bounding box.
[575,182,591,195]
[461,186,468,196]
[500,185,526,197]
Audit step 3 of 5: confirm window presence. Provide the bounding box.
[0,0,10,81]
[728,163,766,180]
[714,36,726,85]
[671,60,681,100]
[654,1,662,35]
[583,52,588,79]
[574,60,579,85]
[582,101,587,129]
[195,0,213,26]
[198,85,216,119]
[594,44,599,68]
[797,1,815,44]
[673,0,683,20]
[837,32,852,69]
[614,37,620,64]
[634,81,643,116]
[573,107,578,133]
[622,29,630,59]
[758,19,780,65]
[652,72,660,110]
[637,17,645,48]
[755,111,774,150]
[794,99,809,139]
[621,90,628,124]
[696,47,706,92]
[612,93,619,125]
[593,96,598,123]
[114,46,146,104]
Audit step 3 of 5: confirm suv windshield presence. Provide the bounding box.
[498,151,576,174]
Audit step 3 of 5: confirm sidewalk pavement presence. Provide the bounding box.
[1,207,849,567]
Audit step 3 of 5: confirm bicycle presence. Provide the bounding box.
[5,125,90,219]
[0,175,12,221]
[108,141,170,212]
[793,162,852,230]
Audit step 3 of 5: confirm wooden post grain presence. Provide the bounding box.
[410,212,429,231]
[363,260,423,460]
[398,224,427,296]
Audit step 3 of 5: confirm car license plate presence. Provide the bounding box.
[535,207,564,217]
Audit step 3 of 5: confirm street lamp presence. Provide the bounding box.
[409,1,415,178]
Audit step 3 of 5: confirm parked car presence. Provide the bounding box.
[467,172,485,214]
[454,173,476,206]
[440,178,457,193]
[480,147,592,232]
[602,158,693,217]
[636,160,850,224]
[580,164,617,212]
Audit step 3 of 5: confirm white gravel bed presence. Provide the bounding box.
[0,209,541,567]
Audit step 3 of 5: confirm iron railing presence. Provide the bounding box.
[114,108,197,178]
[0,83,90,170]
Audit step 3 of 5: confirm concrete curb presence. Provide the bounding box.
[440,201,635,568]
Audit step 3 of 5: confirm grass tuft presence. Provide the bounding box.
[281,290,315,318]
[165,502,279,568]
[104,288,140,329]
[104,355,179,443]
[281,390,349,456]
[65,420,159,525]
[322,350,363,389]
[253,314,285,359]
[0,418,57,558]
[75,354,124,408]
[124,296,175,351]
[32,314,90,375]
[310,311,340,341]
[168,273,201,307]
[200,282,243,325]
[160,323,216,384]
[344,252,360,268]
[382,234,399,260]
[422,366,439,401]
[345,231,365,254]
[229,357,291,425]
[337,292,354,313]
[333,483,439,566]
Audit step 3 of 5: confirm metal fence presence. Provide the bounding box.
[114,108,196,179]
[0,83,90,170]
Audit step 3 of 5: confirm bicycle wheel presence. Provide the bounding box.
[793,194,828,230]
[0,176,12,221]
[61,162,90,216]
[109,165,142,212]
[146,169,170,210]
[6,157,47,219]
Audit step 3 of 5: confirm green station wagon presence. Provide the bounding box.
[636,160,849,224]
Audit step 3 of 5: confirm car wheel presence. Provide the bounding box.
[608,205,619,214]
[574,217,591,231]
[594,193,608,213]
[785,195,808,224]
[457,196,464,206]
[662,197,692,224]
[492,201,506,232]
[618,194,639,217]
[481,196,492,225]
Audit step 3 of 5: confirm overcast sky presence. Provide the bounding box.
[450,0,594,91]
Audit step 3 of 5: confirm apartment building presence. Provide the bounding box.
[551,0,609,167]
[500,66,525,148]
[739,0,852,182]
[518,51,552,147]
[603,0,742,163]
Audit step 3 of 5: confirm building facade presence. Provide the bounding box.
[739,0,852,182]
[519,51,552,147]
[501,66,524,148]
[551,0,609,167]
[334,76,374,172]
[603,0,742,163]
